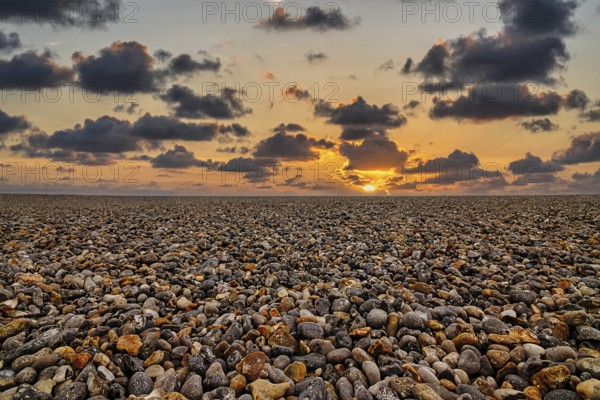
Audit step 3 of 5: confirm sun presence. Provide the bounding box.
[363,185,376,192]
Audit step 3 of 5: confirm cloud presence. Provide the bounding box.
[0,50,75,89]
[499,0,579,37]
[417,32,568,85]
[572,169,600,182]
[73,41,157,93]
[0,109,31,139]
[163,52,221,77]
[131,114,246,143]
[219,157,278,183]
[253,130,335,161]
[261,70,276,80]
[283,84,312,102]
[0,0,122,28]
[567,168,600,192]
[315,96,407,131]
[306,51,328,64]
[402,150,506,186]
[415,42,448,77]
[403,100,421,111]
[26,116,141,154]
[507,152,565,186]
[339,135,408,171]
[13,114,253,164]
[552,132,600,164]
[272,123,306,133]
[218,123,252,140]
[153,49,172,63]
[150,145,206,169]
[410,0,580,87]
[376,59,395,73]
[409,149,480,173]
[257,6,359,32]
[217,146,250,154]
[339,127,381,141]
[520,118,559,133]
[160,85,251,120]
[401,58,413,74]
[0,31,21,53]
[113,103,140,115]
[508,152,564,174]
[564,89,590,110]
[429,85,574,121]
[580,108,600,122]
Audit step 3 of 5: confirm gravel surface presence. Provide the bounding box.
[1,195,600,400]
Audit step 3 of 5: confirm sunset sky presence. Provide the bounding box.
[0,0,599,195]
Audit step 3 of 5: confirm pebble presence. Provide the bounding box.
[0,196,598,400]
[128,372,153,396]
[366,309,388,329]
[578,379,600,399]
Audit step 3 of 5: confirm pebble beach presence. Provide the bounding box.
[1,195,600,400]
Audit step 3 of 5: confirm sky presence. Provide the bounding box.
[0,0,599,195]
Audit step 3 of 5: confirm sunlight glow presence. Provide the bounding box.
[363,185,376,192]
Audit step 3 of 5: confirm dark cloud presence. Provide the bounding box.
[258,6,359,32]
[305,51,328,64]
[219,157,278,183]
[520,118,559,133]
[410,0,581,88]
[272,123,306,133]
[552,132,600,164]
[401,58,413,74]
[0,109,30,138]
[429,85,570,121]
[217,146,250,154]
[381,175,417,191]
[344,173,370,187]
[13,114,252,164]
[408,150,480,174]
[415,43,448,77]
[283,84,312,102]
[580,108,600,122]
[219,123,252,140]
[377,59,395,73]
[572,169,600,182]
[21,149,121,165]
[0,50,75,89]
[31,116,141,154]
[567,168,600,192]
[340,127,381,141]
[340,135,408,171]
[564,89,590,110]
[153,49,172,63]
[499,0,579,37]
[403,100,421,111]
[11,127,125,165]
[150,145,205,169]
[508,152,564,174]
[417,33,568,85]
[0,0,122,28]
[132,114,226,143]
[0,31,21,53]
[315,96,407,130]
[160,85,251,120]
[253,130,335,161]
[163,53,221,76]
[73,41,156,93]
[113,103,140,115]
